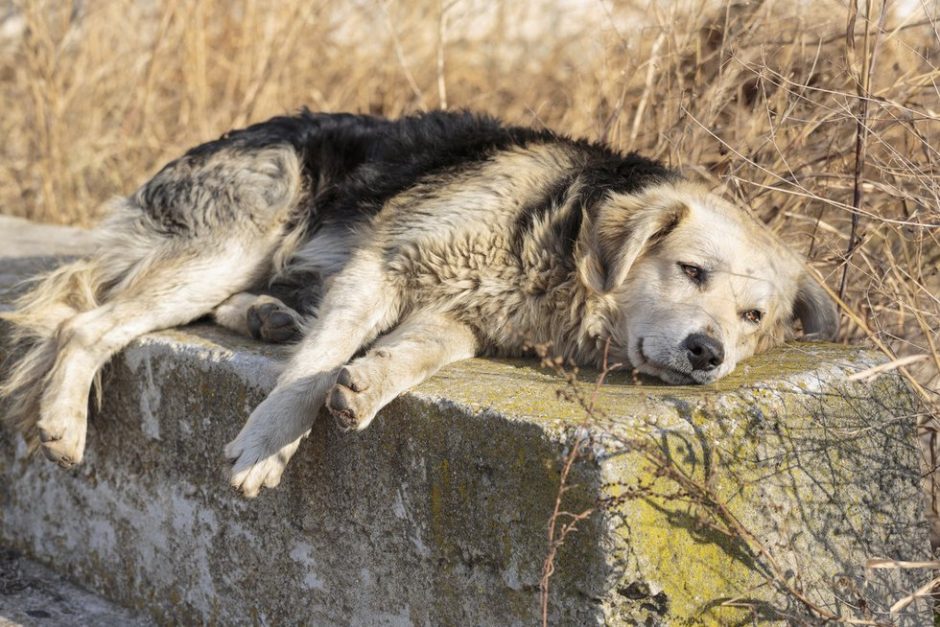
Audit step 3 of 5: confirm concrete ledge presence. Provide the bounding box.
[0,549,151,627]
[0,220,932,625]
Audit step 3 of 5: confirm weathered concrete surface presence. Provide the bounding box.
[0,547,152,627]
[0,216,94,259]
[0,220,932,625]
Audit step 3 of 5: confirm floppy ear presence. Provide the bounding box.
[793,273,839,340]
[578,196,688,294]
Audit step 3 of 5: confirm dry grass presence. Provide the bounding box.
[1,0,938,533]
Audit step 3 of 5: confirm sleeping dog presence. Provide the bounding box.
[0,110,838,496]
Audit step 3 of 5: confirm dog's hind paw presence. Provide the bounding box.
[326,366,381,431]
[36,416,87,468]
[246,298,302,344]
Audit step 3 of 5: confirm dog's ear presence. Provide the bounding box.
[578,195,688,294]
[793,273,839,340]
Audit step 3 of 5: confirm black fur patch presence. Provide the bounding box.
[510,172,576,258]
[306,110,558,231]
[139,109,678,239]
[508,142,676,261]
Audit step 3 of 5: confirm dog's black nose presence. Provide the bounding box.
[683,333,724,371]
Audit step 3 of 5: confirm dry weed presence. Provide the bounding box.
[1,0,938,615]
[1,0,935,382]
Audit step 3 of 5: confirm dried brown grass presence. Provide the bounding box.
[1,0,938,524]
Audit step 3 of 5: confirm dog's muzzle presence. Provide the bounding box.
[682,333,724,372]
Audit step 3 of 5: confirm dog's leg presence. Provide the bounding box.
[225,252,400,497]
[4,144,304,466]
[327,310,478,431]
[36,241,277,467]
[213,293,304,343]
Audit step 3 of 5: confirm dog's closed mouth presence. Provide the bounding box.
[636,338,694,384]
[660,368,695,385]
[639,337,711,384]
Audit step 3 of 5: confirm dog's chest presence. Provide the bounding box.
[383,228,584,351]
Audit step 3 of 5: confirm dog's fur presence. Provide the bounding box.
[0,110,838,497]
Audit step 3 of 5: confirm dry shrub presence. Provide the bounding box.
[1,0,938,520]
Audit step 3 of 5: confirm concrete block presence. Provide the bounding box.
[0,219,931,625]
[0,548,152,627]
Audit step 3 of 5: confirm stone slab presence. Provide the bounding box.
[0,548,152,627]
[0,218,932,625]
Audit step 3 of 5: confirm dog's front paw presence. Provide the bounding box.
[36,413,87,468]
[225,444,291,498]
[224,383,321,497]
[224,397,308,498]
[224,433,302,498]
[326,365,382,431]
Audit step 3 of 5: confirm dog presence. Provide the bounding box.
[0,109,838,497]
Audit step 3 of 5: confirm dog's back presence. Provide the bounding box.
[146,110,675,236]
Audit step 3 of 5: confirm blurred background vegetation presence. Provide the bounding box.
[0,0,938,502]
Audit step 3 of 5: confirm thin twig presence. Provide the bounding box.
[539,340,619,626]
[436,0,456,110]
[380,0,428,111]
[629,31,667,147]
[840,0,889,300]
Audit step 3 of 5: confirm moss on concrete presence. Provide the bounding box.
[0,237,931,625]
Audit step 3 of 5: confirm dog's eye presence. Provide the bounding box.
[742,309,763,324]
[679,263,705,285]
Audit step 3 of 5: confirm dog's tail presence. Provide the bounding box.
[1,199,162,449]
[0,256,114,450]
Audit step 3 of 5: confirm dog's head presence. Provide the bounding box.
[578,182,838,384]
